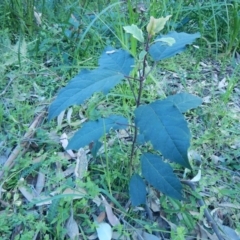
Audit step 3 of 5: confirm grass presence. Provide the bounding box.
[0,0,240,239]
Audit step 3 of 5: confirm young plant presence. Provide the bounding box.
[48,16,201,206]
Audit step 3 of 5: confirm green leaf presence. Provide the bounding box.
[141,153,183,200]
[154,37,175,46]
[138,50,147,61]
[163,93,202,113]
[99,46,134,75]
[48,69,122,120]
[48,47,134,120]
[67,115,128,150]
[135,100,191,168]
[149,31,200,61]
[129,174,147,206]
[123,24,144,42]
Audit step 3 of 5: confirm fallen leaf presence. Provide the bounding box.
[191,166,201,182]
[212,73,218,82]
[219,224,240,240]
[63,165,75,177]
[203,96,211,103]
[159,215,177,231]
[96,222,112,240]
[92,195,102,206]
[150,199,160,212]
[66,209,79,240]
[67,107,73,125]
[148,189,160,212]
[218,77,227,89]
[199,61,208,67]
[75,148,88,179]
[218,202,240,209]
[57,110,65,128]
[135,230,159,240]
[62,187,87,200]
[18,185,34,202]
[87,233,98,240]
[102,195,120,226]
[35,195,52,206]
[57,152,72,161]
[117,129,129,139]
[60,133,75,158]
[142,231,159,240]
[196,223,218,240]
[0,155,7,165]
[34,7,42,25]
[35,171,45,195]
[135,3,147,13]
[97,212,106,223]
[112,232,130,240]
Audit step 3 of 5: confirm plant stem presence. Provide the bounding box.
[129,35,151,175]
[127,78,138,105]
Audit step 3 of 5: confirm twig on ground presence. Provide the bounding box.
[0,76,15,96]
[0,108,46,180]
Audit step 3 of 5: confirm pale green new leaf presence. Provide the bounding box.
[147,15,171,36]
[123,24,144,42]
[154,37,176,46]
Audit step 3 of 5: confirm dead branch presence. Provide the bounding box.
[0,109,46,180]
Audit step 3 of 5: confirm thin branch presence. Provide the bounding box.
[0,76,15,96]
[127,78,138,105]
[0,108,47,180]
[125,75,141,81]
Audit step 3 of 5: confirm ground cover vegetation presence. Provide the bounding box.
[0,0,239,239]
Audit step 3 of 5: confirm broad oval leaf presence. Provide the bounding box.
[48,47,134,120]
[149,31,200,61]
[67,115,128,150]
[99,46,134,75]
[135,100,191,168]
[163,93,202,113]
[48,69,122,120]
[123,24,144,42]
[129,174,147,206]
[141,153,183,200]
